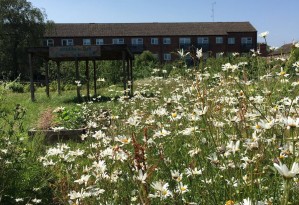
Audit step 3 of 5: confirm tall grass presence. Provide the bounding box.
[1,51,299,204]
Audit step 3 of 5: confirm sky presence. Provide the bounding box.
[29,0,299,48]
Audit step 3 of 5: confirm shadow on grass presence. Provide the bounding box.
[62,95,121,104]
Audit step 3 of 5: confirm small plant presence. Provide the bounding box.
[6,75,25,93]
[53,106,85,129]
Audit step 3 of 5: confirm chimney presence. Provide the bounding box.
[259,43,268,57]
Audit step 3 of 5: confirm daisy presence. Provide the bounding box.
[150,181,172,199]
[274,160,299,178]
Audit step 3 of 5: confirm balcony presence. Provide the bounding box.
[129,45,144,54]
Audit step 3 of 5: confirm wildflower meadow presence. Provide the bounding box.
[1,41,299,205]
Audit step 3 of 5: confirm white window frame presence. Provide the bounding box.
[216,37,223,44]
[44,39,54,47]
[163,53,171,61]
[197,37,209,44]
[83,38,91,45]
[241,37,252,44]
[131,38,143,45]
[163,37,171,45]
[179,37,191,45]
[151,38,159,45]
[61,39,74,46]
[228,37,235,45]
[96,38,104,45]
[112,38,124,44]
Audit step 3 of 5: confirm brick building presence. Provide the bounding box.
[43,22,257,62]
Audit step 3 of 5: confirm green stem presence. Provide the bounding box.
[282,179,291,205]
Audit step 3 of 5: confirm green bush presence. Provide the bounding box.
[7,81,25,93]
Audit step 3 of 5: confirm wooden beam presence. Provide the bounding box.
[126,58,131,97]
[56,61,61,95]
[129,58,133,97]
[28,53,35,101]
[45,60,50,97]
[75,60,81,99]
[93,60,97,96]
[86,60,90,99]
[122,51,127,96]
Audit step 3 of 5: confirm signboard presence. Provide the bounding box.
[49,46,101,59]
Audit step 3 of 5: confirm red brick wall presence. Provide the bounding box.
[48,32,257,61]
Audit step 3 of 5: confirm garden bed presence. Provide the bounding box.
[28,128,86,143]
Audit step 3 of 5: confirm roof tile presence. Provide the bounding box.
[45,22,257,37]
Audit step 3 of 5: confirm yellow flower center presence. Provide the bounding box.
[121,138,129,143]
[180,186,187,191]
[172,112,177,118]
[279,71,286,76]
[226,200,235,205]
[162,190,168,196]
[279,155,285,159]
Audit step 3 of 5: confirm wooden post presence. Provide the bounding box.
[126,58,131,96]
[86,60,90,99]
[56,61,61,95]
[122,51,127,96]
[129,58,133,96]
[93,60,97,96]
[75,60,81,99]
[28,53,35,101]
[45,60,50,97]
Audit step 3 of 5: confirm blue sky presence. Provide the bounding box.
[29,0,299,47]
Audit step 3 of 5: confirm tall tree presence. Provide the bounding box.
[0,0,46,79]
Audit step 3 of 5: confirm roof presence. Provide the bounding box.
[269,43,296,56]
[45,22,257,38]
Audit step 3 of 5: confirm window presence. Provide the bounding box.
[179,37,191,45]
[112,38,124,44]
[164,53,171,61]
[197,37,209,44]
[61,39,74,46]
[216,37,223,44]
[151,38,159,45]
[241,37,252,44]
[131,38,143,45]
[96,38,104,45]
[228,37,235,45]
[163,37,171,45]
[83,39,91,45]
[43,39,54,47]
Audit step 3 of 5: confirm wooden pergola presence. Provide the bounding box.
[27,44,134,101]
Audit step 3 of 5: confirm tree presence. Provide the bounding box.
[0,0,46,79]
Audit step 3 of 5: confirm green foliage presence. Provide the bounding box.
[285,47,299,72]
[53,106,85,129]
[134,51,158,79]
[0,0,47,79]
[7,82,25,93]
[0,104,53,204]
[97,61,123,85]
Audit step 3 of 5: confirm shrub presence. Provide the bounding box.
[6,81,25,93]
